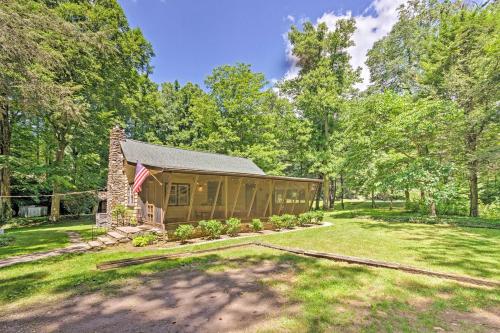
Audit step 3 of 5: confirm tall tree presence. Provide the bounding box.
[0,0,86,221]
[366,0,499,216]
[281,19,360,208]
[422,1,499,216]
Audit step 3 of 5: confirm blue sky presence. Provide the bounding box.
[118,0,406,89]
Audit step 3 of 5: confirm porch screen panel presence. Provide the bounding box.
[164,173,195,223]
[308,183,319,210]
[226,177,243,219]
[191,175,215,221]
[273,180,288,215]
[290,182,309,214]
[232,178,255,219]
[247,178,268,219]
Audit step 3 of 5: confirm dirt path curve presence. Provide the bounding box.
[0,261,292,333]
[0,231,90,269]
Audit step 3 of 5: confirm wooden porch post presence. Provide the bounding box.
[224,176,228,219]
[162,173,173,226]
[231,178,243,217]
[210,176,222,219]
[290,184,298,214]
[246,180,258,218]
[186,174,199,222]
[269,180,274,217]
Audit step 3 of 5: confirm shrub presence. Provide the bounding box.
[250,218,263,232]
[0,234,15,247]
[281,214,297,228]
[174,224,194,243]
[225,218,241,236]
[111,204,128,224]
[298,212,312,226]
[482,200,500,219]
[311,210,325,224]
[269,215,284,230]
[129,215,138,226]
[199,219,223,239]
[132,233,157,247]
[63,193,98,217]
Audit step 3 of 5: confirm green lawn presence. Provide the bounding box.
[258,218,500,280]
[0,218,100,259]
[0,203,498,332]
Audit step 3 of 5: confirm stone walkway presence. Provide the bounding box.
[0,231,90,269]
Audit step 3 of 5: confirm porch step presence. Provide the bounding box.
[97,236,117,246]
[114,226,143,238]
[107,231,130,243]
[88,240,104,250]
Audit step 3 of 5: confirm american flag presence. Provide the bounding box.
[133,162,150,193]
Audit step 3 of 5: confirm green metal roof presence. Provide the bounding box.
[121,139,266,176]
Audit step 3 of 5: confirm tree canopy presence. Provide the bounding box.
[0,0,498,221]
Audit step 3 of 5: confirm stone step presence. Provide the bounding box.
[107,231,130,243]
[88,240,104,250]
[114,226,143,238]
[66,243,92,251]
[138,225,164,234]
[97,236,117,246]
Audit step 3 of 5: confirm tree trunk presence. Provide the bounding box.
[371,189,375,208]
[404,188,410,209]
[420,190,425,201]
[429,199,437,217]
[0,102,12,221]
[340,174,344,209]
[322,175,329,210]
[389,193,393,211]
[50,140,67,222]
[315,181,321,210]
[466,133,479,217]
[330,178,336,210]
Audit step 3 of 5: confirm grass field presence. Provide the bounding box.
[0,202,498,332]
[0,218,100,259]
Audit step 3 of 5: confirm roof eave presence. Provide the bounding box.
[125,161,322,183]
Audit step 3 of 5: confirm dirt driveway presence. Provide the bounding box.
[0,261,292,333]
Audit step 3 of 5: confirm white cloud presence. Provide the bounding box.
[286,15,295,23]
[283,0,408,90]
[283,32,300,81]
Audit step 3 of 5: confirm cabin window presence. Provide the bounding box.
[168,184,190,206]
[147,204,154,223]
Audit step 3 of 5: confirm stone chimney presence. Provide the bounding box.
[106,125,128,221]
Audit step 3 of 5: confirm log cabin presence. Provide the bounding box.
[104,126,321,229]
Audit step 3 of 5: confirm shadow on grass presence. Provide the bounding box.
[329,201,499,229]
[0,248,498,332]
[358,221,500,279]
[0,252,300,332]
